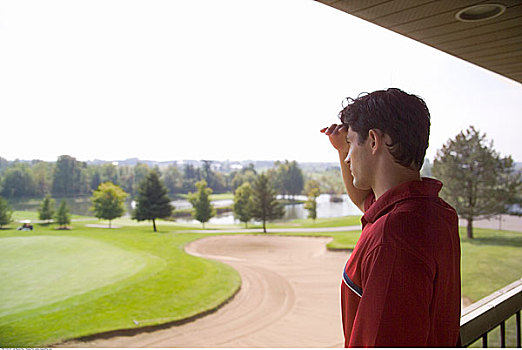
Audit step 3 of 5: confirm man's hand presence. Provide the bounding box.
[320,123,369,213]
[320,124,349,154]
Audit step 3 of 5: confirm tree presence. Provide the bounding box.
[432,126,521,239]
[304,179,321,196]
[492,156,522,229]
[0,164,37,198]
[304,187,320,222]
[90,169,103,191]
[162,165,184,195]
[90,182,128,228]
[55,200,71,229]
[0,196,13,228]
[188,180,216,228]
[272,160,304,199]
[182,164,200,193]
[233,182,254,228]
[132,170,173,232]
[52,155,89,196]
[201,160,216,189]
[287,161,305,198]
[251,173,285,233]
[0,156,8,173]
[230,166,257,191]
[100,163,119,185]
[118,165,135,195]
[132,163,150,196]
[320,169,345,197]
[32,161,53,196]
[38,195,55,223]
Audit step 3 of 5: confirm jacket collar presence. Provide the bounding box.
[363,177,443,224]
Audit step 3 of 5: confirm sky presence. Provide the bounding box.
[1,0,521,164]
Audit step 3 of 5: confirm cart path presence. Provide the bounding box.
[60,235,348,348]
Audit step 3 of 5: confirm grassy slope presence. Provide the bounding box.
[0,214,520,347]
[459,227,522,302]
[0,224,240,347]
[0,236,151,317]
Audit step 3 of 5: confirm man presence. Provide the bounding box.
[321,88,461,347]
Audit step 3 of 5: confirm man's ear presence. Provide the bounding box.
[367,129,381,154]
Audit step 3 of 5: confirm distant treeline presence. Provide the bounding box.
[0,156,323,199]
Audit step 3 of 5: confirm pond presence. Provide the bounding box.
[11,194,361,225]
[175,194,361,225]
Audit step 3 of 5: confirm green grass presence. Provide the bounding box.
[0,224,240,347]
[459,227,522,302]
[177,192,234,201]
[0,236,152,318]
[209,193,234,200]
[11,210,93,222]
[270,215,362,228]
[0,213,520,347]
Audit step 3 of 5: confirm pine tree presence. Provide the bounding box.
[55,200,71,229]
[0,196,13,228]
[91,182,128,228]
[188,180,216,229]
[304,187,320,222]
[433,126,521,239]
[233,182,254,228]
[132,170,173,232]
[38,195,55,224]
[251,174,284,233]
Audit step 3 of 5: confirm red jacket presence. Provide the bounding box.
[341,178,461,347]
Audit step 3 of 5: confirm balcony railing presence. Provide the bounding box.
[460,278,522,347]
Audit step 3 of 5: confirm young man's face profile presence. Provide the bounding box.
[345,127,372,191]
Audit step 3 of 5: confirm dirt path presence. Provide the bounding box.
[60,235,348,348]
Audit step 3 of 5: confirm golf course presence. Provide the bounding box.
[1,213,521,347]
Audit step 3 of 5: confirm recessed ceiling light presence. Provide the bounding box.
[455,3,506,22]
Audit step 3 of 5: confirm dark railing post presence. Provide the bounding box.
[482,333,487,347]
[500,321,506,347]
[517,311,521,348]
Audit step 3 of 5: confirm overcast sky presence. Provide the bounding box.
[1,0,521,164]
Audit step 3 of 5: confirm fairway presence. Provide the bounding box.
[0,236,151,317]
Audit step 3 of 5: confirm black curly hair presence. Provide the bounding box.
[339,88,430,171]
